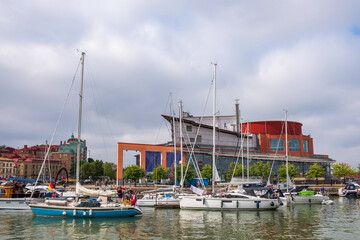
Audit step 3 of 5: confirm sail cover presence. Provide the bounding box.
[76,182,116,197]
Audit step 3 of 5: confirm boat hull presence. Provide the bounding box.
[29,204,142,218]
[287,195,329,204]
[179,196,280,210]
[0,198,30,210]
[137,199,179,207]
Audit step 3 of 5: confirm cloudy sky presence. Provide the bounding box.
[1,1,360,167]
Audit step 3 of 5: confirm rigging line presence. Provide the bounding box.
[180,78,214,188]
[85,57,115,163]
[85,58,110,162]
[154,94,171,144]
[32,57,81,198]
[267,121,285,184]
[231,134,245,181]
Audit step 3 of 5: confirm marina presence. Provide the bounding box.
[0,197,359,239]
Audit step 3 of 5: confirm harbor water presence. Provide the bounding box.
[1,197,360,240]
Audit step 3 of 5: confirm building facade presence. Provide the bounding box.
[117,112,335,180]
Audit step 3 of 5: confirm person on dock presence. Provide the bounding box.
[131,192,137,206]
[117,187,123,203]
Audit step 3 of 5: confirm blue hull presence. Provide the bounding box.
[30,206,142,218]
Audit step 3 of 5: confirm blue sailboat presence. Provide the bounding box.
[29,52,142,218]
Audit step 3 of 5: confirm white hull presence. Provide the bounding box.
[179,195,280,210]
[287,194,329,204]
[0,198,30,210]
[137,198,179,207]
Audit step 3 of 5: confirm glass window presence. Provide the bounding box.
[186,125,192,132]
[303,140,309,153]
[270,139,284,152]
[289,139,300,152]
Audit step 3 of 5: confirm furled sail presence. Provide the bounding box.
[76,182,116,197]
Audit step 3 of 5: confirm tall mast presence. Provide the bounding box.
[246,122,249,181]
[179,100,184,192]
[285,110,289,193]
[212,63,217,195]
[170,93,177,188]
[76,52,85,197]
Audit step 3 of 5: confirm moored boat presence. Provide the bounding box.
[338,182,360,197]
[29,52,142,218]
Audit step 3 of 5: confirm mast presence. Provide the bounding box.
[212,63,217,195]
[285,110,289,193]
[235,100,244,181]
[179,100,184,192]
[76,52,85,198]
[246,122,249,181]
[171,93,177,188]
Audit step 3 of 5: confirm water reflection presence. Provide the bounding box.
[1,198,360,239]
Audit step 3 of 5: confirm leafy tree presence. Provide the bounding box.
[250,161,272,183]
[201,164,212,179]
[226,162,246,180]
[123,164,145,186]
[278,163,298,181]
[70,159,86,177]
[173,163,196,182]
[87,158,94,163]
[306,163,326,179]
[332,162,356,178]
[80,162,97,179]
[103,162,116,180]
[92,160,104,178]
[152,166,168,181]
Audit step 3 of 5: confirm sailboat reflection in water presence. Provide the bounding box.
[29,52,142,218]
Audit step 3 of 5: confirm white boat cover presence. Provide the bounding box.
[76,182,117,197]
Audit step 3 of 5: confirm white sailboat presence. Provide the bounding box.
[179,63,281,210]
[282,110,330,205]
[29,52,142,217]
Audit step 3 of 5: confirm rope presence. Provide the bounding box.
[31,58,81,198]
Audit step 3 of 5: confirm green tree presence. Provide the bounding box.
[152,166,168,181]
[332,162,356,178]
[306,163,326,179]
[70,160,86,177]
[250,161,272,183]
[173,164,196,182]
[80,162,97,179]
[226,162,246,180]
[103,162,116,180]
[92,160,104,178]
[278,163,298,181]
[201,164,212,179]
[123,164,145,186]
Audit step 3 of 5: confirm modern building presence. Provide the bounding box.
[117,110,335,181]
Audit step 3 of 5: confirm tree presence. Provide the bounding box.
[201,164,212,179]
[173,164,196,182]
[226,162,246,180]
[123,164,145,186]
[278,163,298,181]
[332,162,356,178]
[306,163,326,179]
[103,162,116,180]
[152,166,168,181]
[80,162,97,179]
[250,161,272,183]
[70,159,86,177]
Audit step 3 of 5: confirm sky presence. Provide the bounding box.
[1,1,360,168]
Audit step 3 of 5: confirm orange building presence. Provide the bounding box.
[117,114,335,182]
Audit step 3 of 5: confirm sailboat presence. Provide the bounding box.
[179,63,281,210]
[29,52,142,217]
[282,110,330,205]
